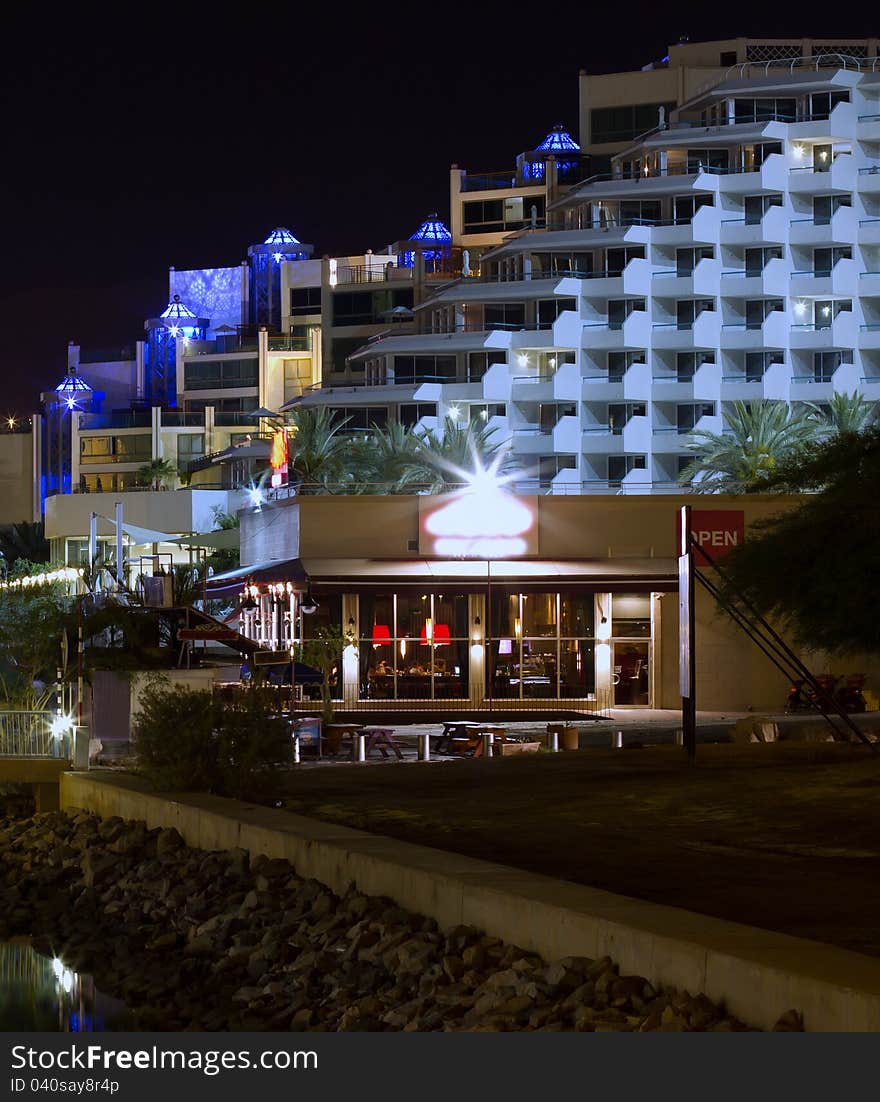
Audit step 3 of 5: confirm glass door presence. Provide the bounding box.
[612,641,650,705]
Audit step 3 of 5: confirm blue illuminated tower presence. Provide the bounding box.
[401,214,452,270]
[144,295,207,408]
[43,363,95,500]
[247,228,312,331]
[523,124,582,181]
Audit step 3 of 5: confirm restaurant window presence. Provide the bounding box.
[488,592,596,700]
[359,592,469,701]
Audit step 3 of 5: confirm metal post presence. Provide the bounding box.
[115,501,124,589]
[612,730,624,749]
[419,732,431,761]
[356,733,366,762]
[548,729,559,752]
[88,512,97,580]
[482,731,494,758]
[292,730,300,765]
[679,505,697,763]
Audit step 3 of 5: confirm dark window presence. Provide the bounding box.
[590,102,676,144]
[606,246,645,275]
[537,297,577,326]
[398,403,437,427]
[392,356,457,384]
[719,50,736,65]
[608,351,642,380]
[814,351,844,381]
[673,194,713,222]
[485,303,526,329]
[183,358,259,390]
[289,287,322,315]
[467,350,506,381]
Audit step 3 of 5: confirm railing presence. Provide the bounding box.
[859,165,880,174]
[161,412,207,427]
[0,712,70,759]
[213,411,261,426]
[511,374,555,385]
[267,336,310,352]
[78,411,152,429]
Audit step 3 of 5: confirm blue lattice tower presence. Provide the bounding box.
[43,369,94,499]
[523,124,581,181]
[401,214,452,271]
[144,295,207,408]
[247,228,313,331]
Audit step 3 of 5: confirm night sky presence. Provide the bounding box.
[2,8,875,413]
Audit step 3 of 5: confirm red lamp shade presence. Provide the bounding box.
[372,624,391,647]
[420,623,451,645]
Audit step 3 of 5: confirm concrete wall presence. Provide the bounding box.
[60,771,880,1032]
[45,488,233,541]
[0,433,35,526]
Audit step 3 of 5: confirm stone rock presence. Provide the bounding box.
[772,1009,805,1032]
[156,828,185,857]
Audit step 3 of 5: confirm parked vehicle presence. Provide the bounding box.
[785,674,867,715]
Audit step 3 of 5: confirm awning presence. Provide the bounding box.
[206,556,677,597]
[170,529,240,550]
[206,558,309,599]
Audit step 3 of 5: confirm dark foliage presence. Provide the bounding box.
[718,428,880,655]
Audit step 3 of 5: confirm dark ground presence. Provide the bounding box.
[279,742,880,957]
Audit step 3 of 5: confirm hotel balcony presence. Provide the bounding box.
[552,362,582,401]
[790,258,858,299]
[720,310,789,350]
[552,414,581,453]
[574,258,652,299]
[858,165,880,194]
[650,204,720,246]
[859,324,880,350]
[510,425,554,455]
[581,427,624,455]
[789,206,857,246]
[582,363,649,402]
[789,310,856,349]
[581,310,650,350]
[714,153,788,195]
[651,309,720,350]
[857,113,880,141]
[650,257,722,299]
[718,376,767,402]
[718,257,790,298]
[788,152,856,194]
[510,373,557,402]
[859,219,880,246]
[719,205,788,246]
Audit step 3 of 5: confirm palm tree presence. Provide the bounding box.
[349,421,424,493]
[286,408,352,493]
[809,391,879,439]
[137,457,177,490]
[0,521,49,567]
[679,400,818,492]
[397,417,521,493]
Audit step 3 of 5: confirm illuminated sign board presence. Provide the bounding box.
[270,428,289,489]
[420,490,538,558]
[676,510,745,565]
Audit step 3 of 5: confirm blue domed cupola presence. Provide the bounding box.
[247,227,313,330]
[144,295,207,407]
[401,214,452,270]
[523,124,582,180]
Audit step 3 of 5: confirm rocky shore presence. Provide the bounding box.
[0,810,802,1031]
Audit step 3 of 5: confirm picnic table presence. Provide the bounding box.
[434,720,482,755]
[322,723,403,761]
[447,723,508,758]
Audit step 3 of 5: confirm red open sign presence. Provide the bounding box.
[676,510,745,564]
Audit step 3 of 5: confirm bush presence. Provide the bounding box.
[132,678,294,800]
[132,677,218,791]
[216,684,294,801]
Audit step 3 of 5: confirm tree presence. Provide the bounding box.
[295,625,346,723]
[679,400,818,492]
[137,457,177,490]
[0,567,71,707]
[397,417,520,493]
[286,408,352,493]
[809,391,878,439]
[0,522,50,568]
[717,427,880,656]
[348,421,423,493]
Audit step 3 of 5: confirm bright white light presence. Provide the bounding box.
[448,404,460,421]
[821,305,831,317]
[247,487,264,509]
[61,968,74,994]
[52,957,63,978]
[425,453,533,558]
[793,144,805,159]
[167,326,180,338]
[273,252,284,263]
[794,301,807,316]
[66,398,76,410]
[50,714,74,739]
[517,354,529,368]
[547,357,556,369]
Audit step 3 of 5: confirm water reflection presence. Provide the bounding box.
[0,941,128,1031]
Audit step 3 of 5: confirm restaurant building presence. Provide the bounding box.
[207,488,875,714]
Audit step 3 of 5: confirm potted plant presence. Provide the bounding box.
[295,625,345,724]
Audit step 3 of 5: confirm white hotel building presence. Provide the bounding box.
[340,49,880,493]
